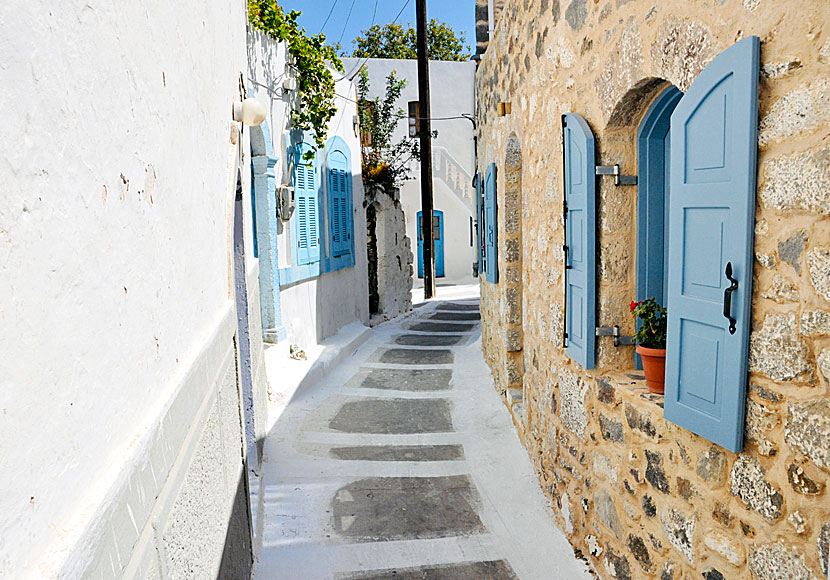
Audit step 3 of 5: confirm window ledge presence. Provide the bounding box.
[601,370,664,411]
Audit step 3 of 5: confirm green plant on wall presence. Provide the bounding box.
[248,0,344,158]
[357,67,433,192]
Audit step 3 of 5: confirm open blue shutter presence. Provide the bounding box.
[563,113,596,370]
[328,150,352,257]
[664,37,760,453]
[294,142,320,265]
[484,163,498,283]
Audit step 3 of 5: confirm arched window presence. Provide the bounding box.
[324,136,355,268]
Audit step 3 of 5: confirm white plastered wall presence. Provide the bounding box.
[0,1,253,577]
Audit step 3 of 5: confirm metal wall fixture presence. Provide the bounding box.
[596,164,637,186]
[595,325,635,347]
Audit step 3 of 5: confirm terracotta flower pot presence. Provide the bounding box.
[636,345,666,394]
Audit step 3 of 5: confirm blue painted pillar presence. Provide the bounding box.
[252,154,287,343]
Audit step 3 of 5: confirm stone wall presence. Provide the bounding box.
[475,1,830,578]
[367,186,413,324]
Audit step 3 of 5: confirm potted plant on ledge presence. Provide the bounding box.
[631,298,667,394]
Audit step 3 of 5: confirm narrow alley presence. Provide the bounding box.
[251,289,593,580]
[6,1,829,578]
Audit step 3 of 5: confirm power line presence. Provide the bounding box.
[369,0,379,30]
[392,0,411,24]
[337,0,358,45]
[333,0,411,82]
[319,0,340,34]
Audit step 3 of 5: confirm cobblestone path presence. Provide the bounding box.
[252,296,592,580]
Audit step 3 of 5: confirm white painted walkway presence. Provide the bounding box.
[252,287,593,580]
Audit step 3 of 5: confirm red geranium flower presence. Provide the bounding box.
[630,300,637,313]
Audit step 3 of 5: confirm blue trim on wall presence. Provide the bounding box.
[250,112,287,343]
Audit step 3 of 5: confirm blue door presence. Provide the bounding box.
[663,37,760,453]
[562,113,597,370]
[417,210,444,278]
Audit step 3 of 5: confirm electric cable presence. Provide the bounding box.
[333,0,411,82]
[337,0,358,46]
[319,0,340,34]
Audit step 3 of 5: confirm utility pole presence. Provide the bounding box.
[415,0,436,299]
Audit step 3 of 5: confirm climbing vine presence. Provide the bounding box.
[248,0,344,156]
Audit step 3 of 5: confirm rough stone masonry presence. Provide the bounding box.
[474,0,830,578]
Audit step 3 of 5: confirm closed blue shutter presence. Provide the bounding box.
[562,113,596,370]
[475,173,483,276]
[327,150,352,257]
[484,163,498,283]
[293,142,320,265]
[664,36,760,453]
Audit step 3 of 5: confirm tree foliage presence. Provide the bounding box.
[351,20,470,61]
[357,68,425,191]
[248,0,344,155]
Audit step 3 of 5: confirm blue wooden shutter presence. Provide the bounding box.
[663,36,760,453]
[293,142,320,265]
[327,150,352,257]
[562,113,596,370]
[475,173,483,275]
[484,163,498,283]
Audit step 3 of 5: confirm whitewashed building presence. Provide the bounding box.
[341,58,478,286]
[248,30,370,351]
[0,4,368,578]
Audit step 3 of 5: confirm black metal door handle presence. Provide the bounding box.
[723,262,738,335]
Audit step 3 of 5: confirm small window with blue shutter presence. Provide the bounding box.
[562,113,597,370]
[484,163,498,284]
[291,140,320,267]
[324,137,355,272]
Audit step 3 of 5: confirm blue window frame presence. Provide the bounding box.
[636,85,682,311]
[279,135,355,286]
[635,85,682,369]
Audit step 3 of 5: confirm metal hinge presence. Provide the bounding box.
[596,164,637,186]
[595,325,635,347]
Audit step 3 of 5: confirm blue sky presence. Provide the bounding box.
[278,0,476,56]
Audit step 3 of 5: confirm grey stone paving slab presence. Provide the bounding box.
[370,348,454,365]
[348,368,453,391]
[429,312,481,321]
[434,302,480,311]
[329,398,453,434]
[329,444,464,462]
[330,476,485,542]
[409,322,475,333]
[394,334,467,347]
[338,560,518,580]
